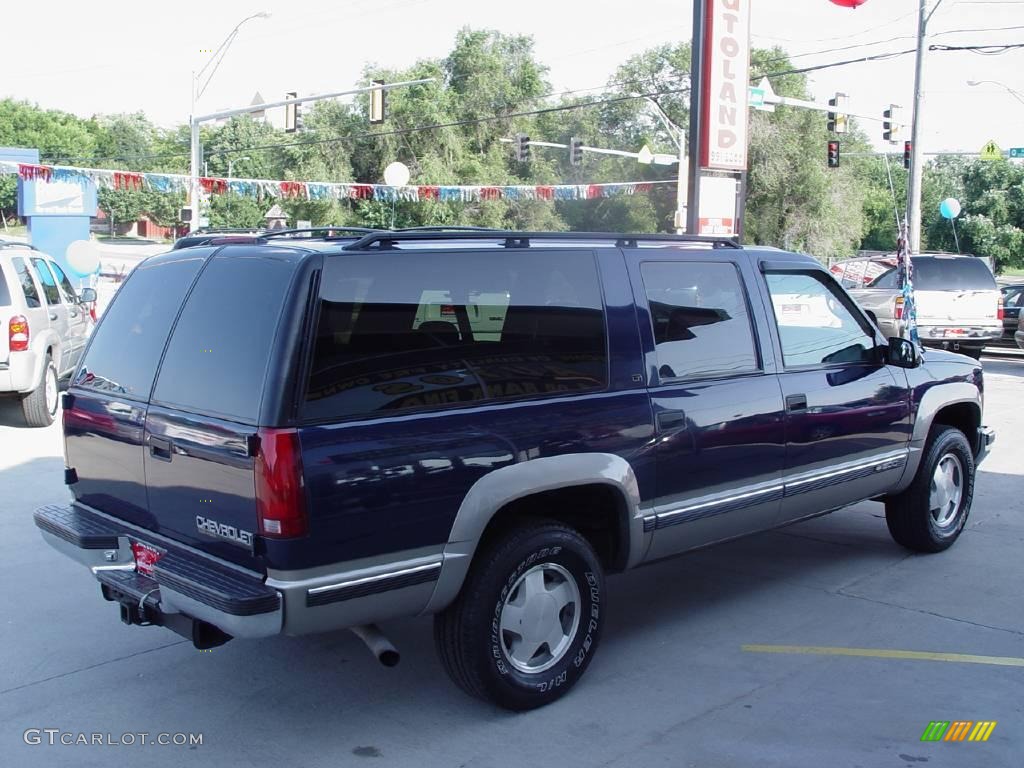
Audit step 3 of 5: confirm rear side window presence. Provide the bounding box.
[640,261,759,380]
[304,250,607,421]
[13,257,41,308]
[0,266,10,306]
[74,255,205,399]
[911,257,997,291]
[31,258,61,305]
[152,253,296,423]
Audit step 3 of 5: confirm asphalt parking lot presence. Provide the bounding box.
[1,353,1021,768]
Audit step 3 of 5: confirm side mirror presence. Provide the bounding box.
[79,288,97,303]
[885,336,921,369]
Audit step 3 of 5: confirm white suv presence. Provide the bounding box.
[0,241,95,426]
[833,253,1002,359]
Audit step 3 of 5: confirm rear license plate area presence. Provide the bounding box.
[131,540,164,576]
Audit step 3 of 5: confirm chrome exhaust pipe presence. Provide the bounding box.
[350,624,400,667]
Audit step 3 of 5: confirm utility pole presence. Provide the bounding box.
[906,0,945,254]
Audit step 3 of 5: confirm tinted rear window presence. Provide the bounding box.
[0,267,10,306]
[12,257,41,308]
[151,253,296,423]
[304,250,607,421]
[74,254,206,399]
[870,257,997,291]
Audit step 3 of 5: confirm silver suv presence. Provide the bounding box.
[833,254,1001,359]
[0,241,95,426]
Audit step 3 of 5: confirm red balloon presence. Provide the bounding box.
[829,0,868,7]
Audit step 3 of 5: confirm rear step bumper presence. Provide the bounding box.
[34,504,282,640]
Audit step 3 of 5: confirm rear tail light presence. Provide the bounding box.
[997,295,1004,321]
[894,296,905,321]
[8,315,29,352]
[254,428,307,538]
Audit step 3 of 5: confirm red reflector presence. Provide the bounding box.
[131,541,163,576]
[9,315,29,352]
[255,428,307,538]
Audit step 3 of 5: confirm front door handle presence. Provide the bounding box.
[150,436,173,461]
[786,394,808,412]
[657,409,687,430]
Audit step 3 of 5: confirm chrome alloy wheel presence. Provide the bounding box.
[44,364,58,416]
[499,563,581,674]
[929,453,964,529]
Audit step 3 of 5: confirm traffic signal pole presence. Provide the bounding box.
[187,78,434,232]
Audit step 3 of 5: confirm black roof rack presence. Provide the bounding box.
[395,225,506,233]
[262,226,382,240]
[341,230,740,251]
[0,239,38,250]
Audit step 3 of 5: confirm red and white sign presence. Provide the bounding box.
[698,175,739,235]
[700,0,752,171]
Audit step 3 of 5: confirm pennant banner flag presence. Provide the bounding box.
[0,160,675,204]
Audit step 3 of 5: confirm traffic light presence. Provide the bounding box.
[569,137,584,166]
[827,140,841,169]
[883,104,902,143]
[369,79,386,125]
[827,92,848,134]
[903,140,912,170]
[515,133,530,162]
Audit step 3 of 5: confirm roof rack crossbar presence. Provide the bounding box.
[263,226,382,239]
[341,230,740,251]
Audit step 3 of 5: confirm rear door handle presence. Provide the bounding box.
[150,436,173,461]
[786,394,808,412]
[48,312,58,321]
[657,409,687,429]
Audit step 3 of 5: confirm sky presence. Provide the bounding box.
[6,0,1024,158]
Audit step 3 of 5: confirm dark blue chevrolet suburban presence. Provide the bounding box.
[35,230,994,710]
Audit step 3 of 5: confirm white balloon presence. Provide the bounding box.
[383,161,411,187]
[65,240,101,276]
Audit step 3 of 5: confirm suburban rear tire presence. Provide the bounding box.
[434,520,605,711]
[885,427,975,552]
[21,355,58,428]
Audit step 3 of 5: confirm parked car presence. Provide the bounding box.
[35,231,993,710]
[1017,305,1024,351]
[0,241,96,426]
[834,254,1002,359]
[995,283,1024,348]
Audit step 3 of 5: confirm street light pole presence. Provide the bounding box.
[967,79,1024,107]
[906,0,946,254]
[188,12,270,229]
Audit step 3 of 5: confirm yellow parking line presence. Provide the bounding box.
[742,644,1024,667]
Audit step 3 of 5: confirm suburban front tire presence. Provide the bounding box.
[885,426,975,552]
[434,520,605,710]
[21,354,58,428]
